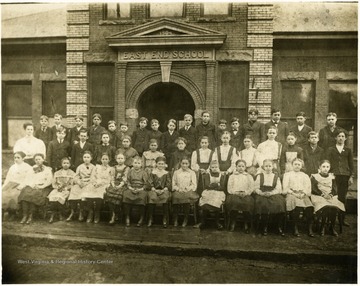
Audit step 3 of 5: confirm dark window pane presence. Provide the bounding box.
[106,3,131,19]
[150,3,183,17]
[42,81,66,117]
[219,108,247,127]
[329,82,357,119]
[4,82,32,117]
[89,107,114,128]
[89,64,114,107]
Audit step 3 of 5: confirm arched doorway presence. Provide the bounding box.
[138,82,195,132]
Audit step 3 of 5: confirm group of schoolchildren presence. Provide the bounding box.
[2,109,354,238]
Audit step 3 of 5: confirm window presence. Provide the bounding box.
[88,64,115,126]
[328,81,357,153]
[105,3,131,19]
[280,81,315,128]
[201,3,230,16]
[42,81,66,117]
[150,3,184,18]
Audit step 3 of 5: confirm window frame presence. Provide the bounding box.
[200,3,232,17]
[103,3,132,20]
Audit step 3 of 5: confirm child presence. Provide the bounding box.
[104,153,129,224]
[280,132,304,174]
[34,115,53,148]
[132,117,150,157]
[238,135,258,178]
[18,153,53,224]
[116,136,139,167]
[326,129,354,226]
[254,159,286,236]
[119,122,130,142]
[215,119,228,147]
[47,127,71,172]
[229,117,244,151]
[283,158,314,237]
[264,109,289,145]
[107,120,123,149]
[67,151,95,222]
[179,114,197,153]
[94,131,116,166]
[303,131,324,176]
[148,119,162,148]
[196,111,216,149]
[257,126,282,174]
[142,139,164,174]
[226,159,255,232]
[171,157,199,227]
[47,157,75,223]
[195,160,226,230]
[51,113,67,141]
[318,112,343,151]
[169,137,191,172]
[71,129,94,171]
[2,151,32,219]
[68,116,84,147]
[290,112,312,149]
[242,108,266,147]
[83,153,115,223]
[122,156,149,227]
[311,160,345,236]
[88,113,106,145]
[147,156,171,227]
[160,119,179,166]
[212,131,237,175]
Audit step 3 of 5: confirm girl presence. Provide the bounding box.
[83,153,115,223]
[47,157,75,223]
[147,156,171,228]
[283,158,314,237]
[194,160,226,230]
[88,113,106,145]
[104,153,129,224]
[238,135,258,178]
[94,131,116,166]
[2,151,32,219]
[160,119,179,167]
[132,117,149,157]
[67,151,95,222]
[257,126,282,174]
[142,139,164,174]
[212,131,237,175]
[280,132,304,174]
[122,156,149,227]
[169,137,191,172]
[226,159,255,233]
[171,157,199,227]
[18,153,52,224]
[116,136,139,167]
[254,159,286,236]
[311,160,345,236]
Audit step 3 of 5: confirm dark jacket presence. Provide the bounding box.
[179,126,197,153]
[303,144,324,176]
[34,127,53,148]
[229,129,244,152]
[265,120,289,146]
[71,141,94,171]
[132,128,150,155]
[242,120,266,147]
[68,127,83,146]
[318,125,343,151]
[290,124,313,149]
[46,139,71,171]
[50,125,68,141]
[326,146,354,176]
[160,131,179,160]
[94,144,117,166]
[196,123,216,150]
[88,125,106,145]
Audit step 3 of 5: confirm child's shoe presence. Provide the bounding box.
[66,210,74,222]
[86,210,94,223]
[94,211,100,224]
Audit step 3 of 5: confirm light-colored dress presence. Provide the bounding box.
[142,150,164,173]
[2,162,32,210]
[256,140,282,171]
[238,147,258,177]
[311,173,345,213]
[226,172,255,213]
[172,168,199,204]
[212,145,238,173]
[82,165,115,199]
[48,169,76,204]
[283,171,313,211]
[199,172,226,209]
[69,163,96,201]
[13,136,46,161]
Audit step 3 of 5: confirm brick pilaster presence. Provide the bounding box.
[205,61,217,120]
[115,62,127,124]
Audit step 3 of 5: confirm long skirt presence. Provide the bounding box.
[254,194,286,215]
[68,184,88,201]
[286,194,313,212]
[2,182,21,210]
[172,191,199,205]
[225,194,254,214]
[18,186,51,206]
[123,189,147,205]
[147,189,170,204]
[81,184,106,199]
[104,185,124,205]
[311,194,345,213]
[48,189,70,205]
[199,190,225,209]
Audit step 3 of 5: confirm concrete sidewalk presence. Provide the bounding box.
[2,214,357,266]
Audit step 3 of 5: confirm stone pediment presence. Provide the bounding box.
[106,18,227,48]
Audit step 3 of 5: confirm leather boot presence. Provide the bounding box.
[94,211,100,224]
[20,215,28,224]
[86,209,94,223]
[308,223,314,237]
[26,213,33,224]
[294,224,300,237]
[66,210,74,222]
[78,210,84,222]
[330,224,339,237]
[109,212,116,224]
[49,212,55,223]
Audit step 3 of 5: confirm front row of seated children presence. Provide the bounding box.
[2,149,345,237]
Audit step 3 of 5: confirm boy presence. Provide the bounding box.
[47,127,71,172]
[242,108,266,147]
[119,122,130,143]
[319,112,344,151]
[34,115,53,148]
[94,131,116,166]
[215,119,228,147]
[132,117,150,157]
[179,114,197,153]
[265,109,289,145]
[51,114,67,141]
[326,130,354,226]
[195,111,216,150]
[148,119,162,149]
[229,117,243,151]
[71,128,94,171]
[88,113,106,145]
[68,116,85,147]
[303,131,324,176]
[107,120,123,149]
[290,112,312,149]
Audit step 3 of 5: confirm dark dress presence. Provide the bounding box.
[169,149,191,171]
[105,164,129,205]
[132,128,150,155]
[94,144,116,166]
[147,171,171,204]
[123,168,149,205]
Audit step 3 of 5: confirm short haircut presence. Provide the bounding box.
[287,131,297,139]
[271,108,281,115]
[175,137,187,145]
[326,112,337,118]
[56,126,66,134]
[184,114,193,120]
[133,155,142,163]
[40,115,49,121]
[200,136,209,142]
[119,122,129,127]
[334,128,348,138]
[92,113,102,120]
[262,159,274,166]
[307,131,318,139]
[296,112,306,117]
[122,135,132,142]
[231,117,239,123]
[100,131,110,138]
[248,108,259,115]
[79,128,88,135]
[139,117,148,123]
[218,119,227,125]
[151,119,159,125]
[74,116,84,121]
[167,119,176,126]
[108,120,116,126]
[54,114,62,119]
[201,110,210,116]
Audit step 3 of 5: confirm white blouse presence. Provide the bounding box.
[212,145,238,173]
[257,140,282,165]
[254,172,282,195]
[191,148,213,172]
[3,162,32,186]
[13,136,46,159]
[227,172,254,196]
[172,168,197,193]
[282,171,311,196]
